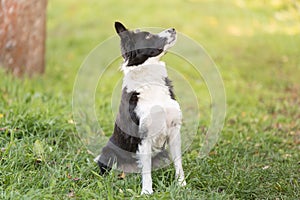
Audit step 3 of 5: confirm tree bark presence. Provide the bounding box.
[0,0,47,76]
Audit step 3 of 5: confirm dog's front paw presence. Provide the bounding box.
[141,188,153,195]
[179,180,187,187]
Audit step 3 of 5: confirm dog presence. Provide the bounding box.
[96,22,186,194]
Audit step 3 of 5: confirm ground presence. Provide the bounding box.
[0,0,299,199]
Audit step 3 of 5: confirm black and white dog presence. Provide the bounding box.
[96,22,186,194]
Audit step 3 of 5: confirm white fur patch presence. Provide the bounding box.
[122,59,181,153]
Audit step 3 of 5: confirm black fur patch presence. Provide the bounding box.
[125,48,164,66]
[113,88,141,150]
[165,77,176,100]
[97,87,141,173]
[115,22,166,66]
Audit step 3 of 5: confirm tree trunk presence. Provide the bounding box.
[0,0,47,76]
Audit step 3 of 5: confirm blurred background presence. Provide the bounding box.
[0,0,299,199]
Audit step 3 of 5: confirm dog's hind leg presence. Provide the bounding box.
[95,142,116,175]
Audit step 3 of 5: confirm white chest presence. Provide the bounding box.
[121,62,181,152]
[122,63,180,117]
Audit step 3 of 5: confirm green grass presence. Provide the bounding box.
[1,0,300,199]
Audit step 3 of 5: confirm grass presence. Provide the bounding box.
[1,0,300,199]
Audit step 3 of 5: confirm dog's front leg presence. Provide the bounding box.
[138,139,153,194]
[169,125,186,186]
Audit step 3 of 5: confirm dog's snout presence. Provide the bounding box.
[167,28,176,34]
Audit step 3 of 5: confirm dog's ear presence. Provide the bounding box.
[115,21,127,35]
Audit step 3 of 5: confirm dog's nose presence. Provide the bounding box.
[168,28,176,33]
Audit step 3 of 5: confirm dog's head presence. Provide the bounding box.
[114,21,176,66]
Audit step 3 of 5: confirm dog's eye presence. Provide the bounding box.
[145,34,152,39]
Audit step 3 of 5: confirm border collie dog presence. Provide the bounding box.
[96,22,186,194]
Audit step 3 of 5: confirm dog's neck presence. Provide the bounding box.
[121,56,165,74]
[121,57,168,91]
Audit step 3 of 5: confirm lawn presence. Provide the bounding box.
[1,0,300,199]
